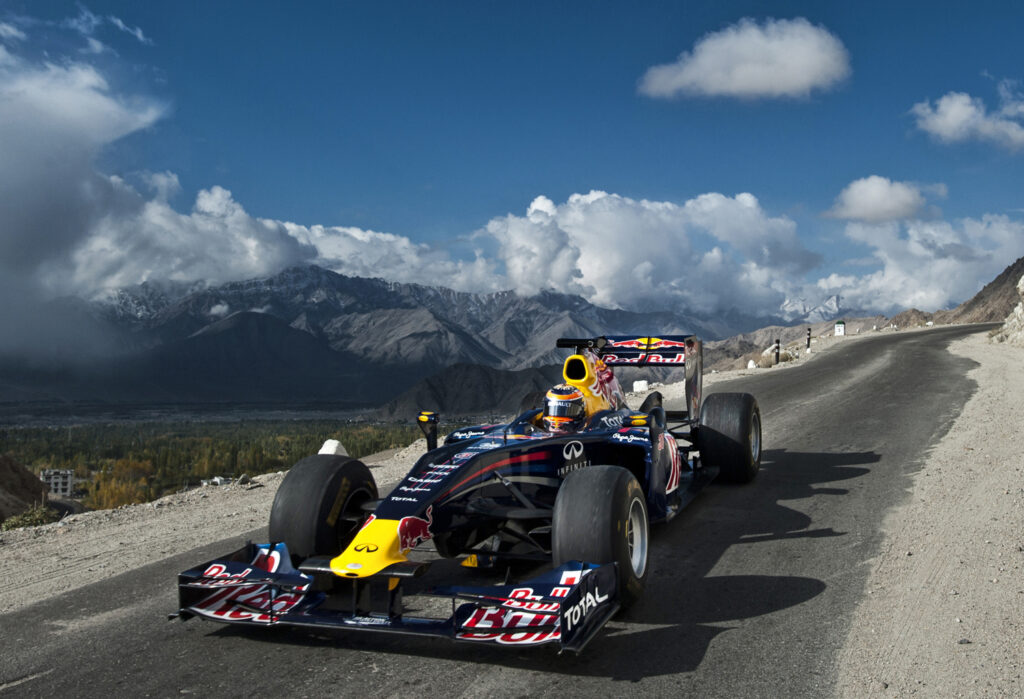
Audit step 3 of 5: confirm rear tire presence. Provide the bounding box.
[698,392,761,483]
[268,455,377,562]
[552,465,649,607]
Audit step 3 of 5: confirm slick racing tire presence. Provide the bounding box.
[552,465,649,608]
[269,454,378,562]
[698,392,762,483]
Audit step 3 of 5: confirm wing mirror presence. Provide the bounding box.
[417,411,439,452]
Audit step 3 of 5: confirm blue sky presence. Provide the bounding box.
[2,1,1024,320]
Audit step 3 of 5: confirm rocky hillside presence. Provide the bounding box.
[937,254,1024,324]
[991,270,1024,346]
[0,454,48,524]
[703,314,887,371]
[889,255,1024,329]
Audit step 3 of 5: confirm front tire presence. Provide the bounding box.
[268,455,378,562]
[552,465,649,607]
[698,392,762,483]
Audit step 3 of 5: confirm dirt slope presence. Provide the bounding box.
[0,454,48,523]
[937,255,1024,325]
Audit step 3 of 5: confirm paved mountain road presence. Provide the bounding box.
[0,325,991,697]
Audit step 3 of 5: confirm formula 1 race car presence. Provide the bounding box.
[172,335,761,653]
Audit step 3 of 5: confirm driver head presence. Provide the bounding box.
[542,384,586,433]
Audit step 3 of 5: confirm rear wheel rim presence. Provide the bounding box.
[625,496,648,577]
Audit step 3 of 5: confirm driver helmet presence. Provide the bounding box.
[542,384,586,433]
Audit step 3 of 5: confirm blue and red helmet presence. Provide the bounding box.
[542,384,586,433]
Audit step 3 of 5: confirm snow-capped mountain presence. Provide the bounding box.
[779,294,846,324]
[88,265,755,372]
[92,279,209,322]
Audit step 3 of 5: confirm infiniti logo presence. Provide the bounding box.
[354,543,379,553]
[562,441,584,460]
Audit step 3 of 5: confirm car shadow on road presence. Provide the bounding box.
[211,448,880,680]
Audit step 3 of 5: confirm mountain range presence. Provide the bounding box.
[2,259,1018,416]
[90,265,778,365]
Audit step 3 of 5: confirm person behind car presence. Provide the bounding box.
[541,384,587,433]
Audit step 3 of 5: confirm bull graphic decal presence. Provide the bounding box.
[398,505,434,553]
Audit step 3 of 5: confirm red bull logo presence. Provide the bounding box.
[608,337,657,349]
[608,337,690,350]
[603,352,685,365]
[252,548,283,573]
[397,505,434,553]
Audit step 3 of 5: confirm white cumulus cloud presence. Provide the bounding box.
[912,81,1024,151]
[30,182,827,318]
[473,189,822,315]
[284,223,499,293]
[0,25,167,356]
[48,184,318,296]
[0,49,165,287]
[639,17,850,99]
[682,191,820,271]
[827,176,932,223]
[816,215,1024,313]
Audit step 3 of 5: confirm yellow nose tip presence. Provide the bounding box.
[329,518,407,578]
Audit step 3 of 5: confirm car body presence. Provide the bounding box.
[173,335,761,653]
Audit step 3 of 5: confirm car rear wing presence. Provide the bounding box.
[559,335,703,418]
[557,335,697,366]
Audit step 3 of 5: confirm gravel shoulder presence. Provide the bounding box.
[835,331,1024,697]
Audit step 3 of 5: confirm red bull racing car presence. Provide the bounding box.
[172,335,762,653]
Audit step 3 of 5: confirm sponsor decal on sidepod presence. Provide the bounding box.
[558,440,590,476]
[611,432,649,444]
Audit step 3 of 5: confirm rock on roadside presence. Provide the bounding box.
[990,272,1024,346]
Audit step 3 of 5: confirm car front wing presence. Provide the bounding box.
[172,542,619,654]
